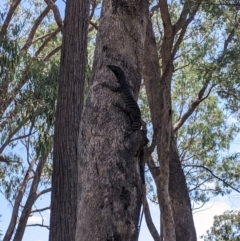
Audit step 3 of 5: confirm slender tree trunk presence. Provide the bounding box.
[169,134,197,241]
[13,153,49,241]
[49,0,89,240]
[144,16,176,241]
[76,0,149,240]
[3,158,36,241]
[143,17,197,241]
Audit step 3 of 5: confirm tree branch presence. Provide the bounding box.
[22,1,57,51]
[173,83,215,132]
[159,0,172,36]
[35,27,61,57]
[0,0,22,37]
[150,3,160,17]
[174,0,202,34]
[89,20,98,30]
[184,164,240,193]
[35,188,52,200]
[26,224,49,230]
[44,0,63,31]
[13,152,50,241]
[144,198,160,241]
[43,45,62,61]
[31,206,50,213]
[3,158,37,241]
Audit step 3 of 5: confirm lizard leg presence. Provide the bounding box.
[101,81,121,92]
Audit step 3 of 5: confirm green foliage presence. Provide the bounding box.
[0,1,60,210]
[145,0,240,205]
[201,210,240,241]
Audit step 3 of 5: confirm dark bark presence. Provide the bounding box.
[49,0,89,240]
[76,0,149,240]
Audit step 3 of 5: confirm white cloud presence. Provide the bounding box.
[27,216,43,224]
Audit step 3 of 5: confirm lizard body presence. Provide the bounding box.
[103,65,148,235]
[104,65,142,131]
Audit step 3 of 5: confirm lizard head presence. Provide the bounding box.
[107,65,125,80]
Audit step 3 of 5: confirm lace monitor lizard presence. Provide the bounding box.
[104,65,142,132]
[102,65,148,235]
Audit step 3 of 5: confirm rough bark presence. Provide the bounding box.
[49,0,89,240]
[76,0,149,240]
[143,17,197,241]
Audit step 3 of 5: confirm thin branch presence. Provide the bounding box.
[173,83,215,132]
[9,131,36,144]
[3,158,37,241]
[31,206,50,213]
[89,0,97,20]
[32,32,53,44]
[43,45,62,61]
[143,198,160,241]
[174,63,190,72]
[22,0,57,51]
[0,0,22,37]
[185,164,240,193]
[192,200,214,213]
[0,155,21,164]
[89,20,98,30]
[150,3,160,17]
[26,224,49,230]
[35,188,52,200]
[172,2,201,58]
[13,152,50,241]
[188,177,213,192]
[174,0,201,34]
[0,122,24,154]
[35,27,61,57]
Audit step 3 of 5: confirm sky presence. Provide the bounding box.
[1,0,240,240]
[1,188,240,241]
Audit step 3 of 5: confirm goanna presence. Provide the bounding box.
[103,65,142,132]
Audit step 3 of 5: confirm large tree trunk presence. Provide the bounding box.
[143,17,197,241]
[49,1,89,240]
[76,0,149,240]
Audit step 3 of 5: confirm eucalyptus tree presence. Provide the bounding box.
[201,210,240,241]
[76,0,149,240]
[49,0,90,240]
[0,1,61,240]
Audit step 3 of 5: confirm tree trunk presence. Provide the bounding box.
[49,0,89,240]
[143,17,197,241]
[144,15,176,241]
[169,134,197,241]
[3,158,36,241]
[13,153,49,241]
[76,0,149,240]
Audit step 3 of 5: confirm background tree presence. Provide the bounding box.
[201,210,240,241]
[49,0,90,240]
[0,1,61,240]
